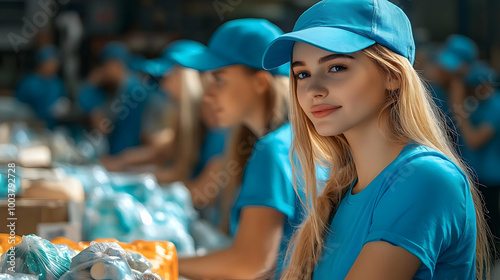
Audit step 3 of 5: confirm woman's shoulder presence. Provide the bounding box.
[382,144,470,201]
[253,122,292,154]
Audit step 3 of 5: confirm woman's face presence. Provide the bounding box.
[161,66,182,101]
[201,65,262,127]
[292,42,391,137]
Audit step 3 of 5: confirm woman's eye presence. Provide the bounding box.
[329,65,347,73]
[294,72,310,79]
[214,76,224,85]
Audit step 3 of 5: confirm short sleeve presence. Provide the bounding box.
[364,156,472,278]
[234,141,295,220]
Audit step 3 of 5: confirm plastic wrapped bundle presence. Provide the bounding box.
[0,234,74,279]
[125,251,151,273]
[108,173,159,203]
[0,273,38,280]
[60,242,134,280]
[132,271,162,280]
[60,242,164,280]
[84,193,153,242]
[160,182,196,221]
[57,165,111,194]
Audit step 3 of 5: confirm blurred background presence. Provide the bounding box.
[0,0,499,94]
[0,0,499,278]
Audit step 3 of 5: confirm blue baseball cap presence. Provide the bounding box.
[142,40,206,77]
[37,45,59,64]
[437,35,478,73]
[262,0,415,70]
[171,19,290,76]
[465,61,498,88]
[99,42,130,64]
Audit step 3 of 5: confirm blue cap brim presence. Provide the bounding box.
[142,58,175,77]
[170,45,234,72]
[263,26,376,70]
[437,51,462,73]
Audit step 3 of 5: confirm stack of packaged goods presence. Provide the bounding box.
[0,234,177,280]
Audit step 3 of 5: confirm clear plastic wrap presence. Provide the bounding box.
[125,251,151,273]
[85,178,196,255]
[84,193,153,242]
[108,173,158,204]
[60,242,164,280]
[0,234,74,279]
[0,273,38,280]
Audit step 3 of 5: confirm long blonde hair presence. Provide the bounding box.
[281,44,492,279]
[167,67,206,180]
[218,67,290,234]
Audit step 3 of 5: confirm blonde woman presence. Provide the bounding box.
[102,41,227,195]
[262,0,492,279]
[172,19,304,279]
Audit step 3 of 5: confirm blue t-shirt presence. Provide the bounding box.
[191,128,229,179]
[467,92,500,186]
[15,73,66,129]
[77,74,149,155]
[229,122,306,278]
[313,143,476,280]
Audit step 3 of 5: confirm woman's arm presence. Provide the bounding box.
[345,241,421,280]
[184,157,224,208]
[102,128,176,172]
[179,207,284,279]
[449,78,495,150]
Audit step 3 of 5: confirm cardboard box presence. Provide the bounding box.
[0,199,82,241]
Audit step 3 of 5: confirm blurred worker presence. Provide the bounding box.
[15,45,70,129]
[449,61,500,254]
[78,42,149,155]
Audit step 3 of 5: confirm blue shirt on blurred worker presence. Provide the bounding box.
[78,42,150,155]
[15,45,68,129]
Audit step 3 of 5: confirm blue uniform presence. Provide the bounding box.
[191,128,228,178]
[229,122,306,278]
[467,92,500,186]
[194,128,229,227]
[15,73,66,129]
[78,74,149,155]
[313,143,476,279]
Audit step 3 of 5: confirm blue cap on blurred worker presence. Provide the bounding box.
[262,0,415,70]
[99,42,130,65]
[142,40,206,77]
[465,61,498,88]
[37,45,59,64]
[437,35,478,74]
[171,19,290,76]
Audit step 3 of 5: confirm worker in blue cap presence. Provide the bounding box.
[102,41,229,221]
[77,42,149,155]
[429,34,479,116]
[449,60,500,254]
[169,18,309,280]
[15,45,69,129]
[261,0,489,278]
